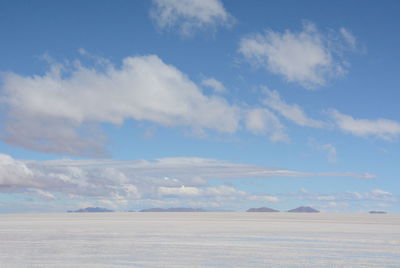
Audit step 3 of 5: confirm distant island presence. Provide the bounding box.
[67,207,114,213]
[139,207,206,212]
[246,207,279,212]
[288,206,319,213]
[369,211,387,214]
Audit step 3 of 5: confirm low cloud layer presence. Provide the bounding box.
[0,153,374,210]
[300,188,397,203]
[157,185,278,202]
[150,0,234,36]
[239,22,356,89]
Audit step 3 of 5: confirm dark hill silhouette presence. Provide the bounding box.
[288,206,319,213]
[139,207,206,212]
[369,211,387,214]
[67,207,114,213]
[246,207,279,212]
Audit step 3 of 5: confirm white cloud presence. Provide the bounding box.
[150,0,234,36]
[31,189,57,200]
[246,195,279,203]
[245,108,289,142]
[202,77,226,92]
[158,185,245,198]
[28,156,332,181]
[349,191,363,200]
[308,138,337,163]
[301,188,397,203]
[0,154,36,189]
[99,199,120,209]
[1,55,240,156]
[158,185,202,197]
[315,195,336,201]
[263,88,326,127]
[320,144,337,163]
[348,190,396,202]
[340,28,357,49]
[203,185,245,197]
[329,109,400,141]
[371,189,391,196]
[367,189,395,201]
[158,185,279,203]
[239,22,354,89]
[0,154,379,211]
[0,154,373,201]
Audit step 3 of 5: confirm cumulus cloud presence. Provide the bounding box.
[202,77,226,92]
[239,22,355,89]
[150,0,235,36]
[0,154,37,189]
[263,88,326,128]
[329,109,400,141]
[245,108,289,142]
[1,55,240,156]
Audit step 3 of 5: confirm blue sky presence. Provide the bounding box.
[0,0,399,213]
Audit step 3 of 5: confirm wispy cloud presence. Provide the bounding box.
[340,28,357,49]
[202,77,226,93]
[150,0,235,36]
[263,88,326,128]
[308,138,337,163]
[300,188,397,203]
[320,143,337,163]
[239,22,356,89]
[329,109,400,141]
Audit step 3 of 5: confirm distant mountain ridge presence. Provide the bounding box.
[288,206,319,213]
[67,207,114,213]
[246,207,279,212]
[369,211,387,214]
[139,207,206,212]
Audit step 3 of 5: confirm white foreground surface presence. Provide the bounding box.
[0,212,399,267]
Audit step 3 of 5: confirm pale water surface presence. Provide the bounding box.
[0,213,399,267]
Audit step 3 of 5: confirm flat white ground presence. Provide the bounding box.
[0,212,399,267]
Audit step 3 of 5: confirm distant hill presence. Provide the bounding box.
[139,207,206,212]
[246,207,279,212]
[288,206,319,213]
[369,211,387,214]
[67,207,114,213]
